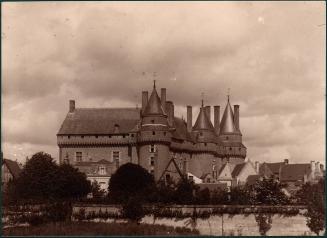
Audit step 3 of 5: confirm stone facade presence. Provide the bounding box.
[57,82,247,186]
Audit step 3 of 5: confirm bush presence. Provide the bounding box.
[121,196,145,223]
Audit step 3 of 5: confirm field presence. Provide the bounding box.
[3,221,199,236]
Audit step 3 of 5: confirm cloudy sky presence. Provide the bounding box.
[2,1,325,165]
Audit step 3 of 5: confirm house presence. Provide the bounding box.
[280,161,324,194]
[1,158,22,188]
[258,159,289,180]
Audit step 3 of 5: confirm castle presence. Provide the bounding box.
[57,82,248,189]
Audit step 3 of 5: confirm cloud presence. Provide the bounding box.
[2,1,325,165]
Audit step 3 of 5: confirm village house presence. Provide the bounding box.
[1,158,22,189]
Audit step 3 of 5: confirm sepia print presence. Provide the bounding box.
[1,1,325,236]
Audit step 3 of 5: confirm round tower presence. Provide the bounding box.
[219,95,246,163]
[188,100,222,178]
[137,81,171,181]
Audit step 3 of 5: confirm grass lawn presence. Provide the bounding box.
[3,221,199,236]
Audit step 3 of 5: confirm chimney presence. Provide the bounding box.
[284,159,289,165]
[166,101,174,126]
[255,161,259,174]
[205,106,211,122]
[214,105,220,134]
[69,100,75,112]
[315,162,320,172]
[234,105,240,131]
[187,106,192,132]
[161,88,166,113]
[142,91,148,114]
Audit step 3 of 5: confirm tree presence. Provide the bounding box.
[210,188,229,205]
[11,152,91,202]
[194,187,210,204]
[108,163,156,203]
[252,177,289,205]
[56,163,91,199]
[14,152,60,200]
[156,179,176,204]
[296,179,325,235]
[229,185,253,205]
[173,178,195,204]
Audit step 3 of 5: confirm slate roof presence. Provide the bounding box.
[143,84,165,115]
[220,98,237,134]
[280,164,311,182]
[172,117,194,141]
[193,104,215,131]
[3,159,22,179]
[57,108,141,135]
[231,163,246,177]
[259,162,285,176]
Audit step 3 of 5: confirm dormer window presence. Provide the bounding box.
[99,166,106,175]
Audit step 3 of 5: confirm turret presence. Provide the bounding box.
[138,81,171,181]
[219,94,246,161]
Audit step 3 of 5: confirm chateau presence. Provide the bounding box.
[57,82,248,189]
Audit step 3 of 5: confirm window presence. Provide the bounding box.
[150,156,155,166]
[95,135,98,138]
[99,166,106,175]
[204,143,207,146]
[149,144,156,153]
[152,131,155,135]
[75,152,82,162]
[131,134,134,137]
[229,147,232,151]
[81,136,84,139]
[164,132,166,136]
[226,136,229,140]
[112,151,120,163]
[151,119,155,123]
[68,136,70,139]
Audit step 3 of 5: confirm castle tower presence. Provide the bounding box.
[188,100,222,178]
[219,94,246,163]
[138,81,171,181]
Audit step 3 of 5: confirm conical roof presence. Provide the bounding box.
[193,101,215,131]
[220,96,237,134]
[143,82,165,115]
